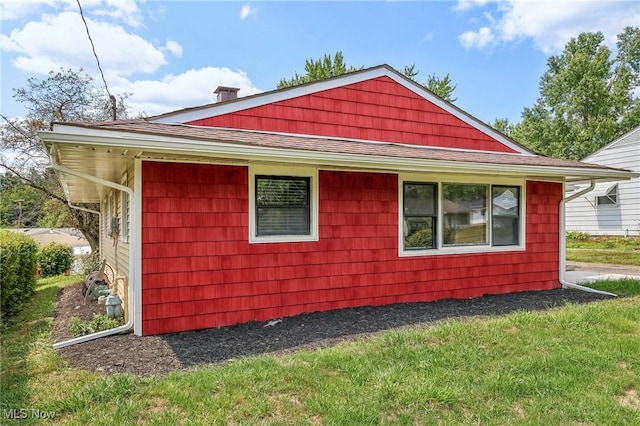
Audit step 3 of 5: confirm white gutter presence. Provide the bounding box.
[49,144,136,349]
[559,179,617,297]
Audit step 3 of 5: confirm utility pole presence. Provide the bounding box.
[14,199,24,228]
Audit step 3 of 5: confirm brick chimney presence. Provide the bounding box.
[214,86,240,103]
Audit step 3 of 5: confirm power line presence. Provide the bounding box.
[75,0,117,120]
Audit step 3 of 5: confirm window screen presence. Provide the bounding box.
[256,176,310,236]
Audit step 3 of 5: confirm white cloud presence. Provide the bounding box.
[454,0,491,12]
[2,11,167,76]
[240,4,256,20]
[459,26,494,50]
[0,2,263,119]
[457,0,640,53]
[164,40,183,57]
[113,67,262,116]
[91,0,144,27]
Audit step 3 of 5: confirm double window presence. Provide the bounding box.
[402,180,523,254]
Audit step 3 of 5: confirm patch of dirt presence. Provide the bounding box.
[52,281,105,342]
[619,389,640,411]
[52,283,616,376]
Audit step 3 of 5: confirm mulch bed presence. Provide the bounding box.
[52,282,613,376]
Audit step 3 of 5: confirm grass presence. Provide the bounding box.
[2,275,640,424]
[566,234,640,266]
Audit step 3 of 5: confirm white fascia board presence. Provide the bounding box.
[40,129,637,183]
[148,66,532,156]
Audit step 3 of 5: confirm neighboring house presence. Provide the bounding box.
[6,228,91,255]
[40,65,635,337]
[565,126,640,236]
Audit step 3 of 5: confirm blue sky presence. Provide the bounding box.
[1,0,639,125]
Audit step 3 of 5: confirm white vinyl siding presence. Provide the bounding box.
[565,128,640,236]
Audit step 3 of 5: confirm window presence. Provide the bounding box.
[443,184,488,246]
[492,186,520,246]
[120,174,129,242]
[256,175,310,236]
[403,183,437,250]
[399,177,524,255]
[107,191,118,238]
[596,184,618,206]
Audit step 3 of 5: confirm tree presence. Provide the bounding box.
[404,63,457,102]
[279,53,457,102]
[511,27,640,160]
[278,51,361,88]
[0,68,132,252]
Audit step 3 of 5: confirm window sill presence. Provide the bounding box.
[399,244,526,257]
[250,234,319,244]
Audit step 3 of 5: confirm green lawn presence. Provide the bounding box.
[2,276,640,425]
[566,234,640,266]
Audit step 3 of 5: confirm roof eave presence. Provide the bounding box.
[40,129,637,185]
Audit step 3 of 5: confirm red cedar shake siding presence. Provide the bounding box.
[185,76,517,153]
[141,161,560,335]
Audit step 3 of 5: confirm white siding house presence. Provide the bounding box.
[566,126,640,236]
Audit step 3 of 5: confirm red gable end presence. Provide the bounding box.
[185,76,517,153]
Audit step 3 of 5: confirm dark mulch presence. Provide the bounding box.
[53,283,613,376]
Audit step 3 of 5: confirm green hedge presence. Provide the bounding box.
[38,241,74,277]
[0,230,38,319]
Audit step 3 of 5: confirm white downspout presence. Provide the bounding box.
[64,202,101,259]
[559,179,617,297]
[49,144,137,349]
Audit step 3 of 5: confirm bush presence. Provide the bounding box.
[38,241,73,277]
[76,251,100,276]
[0,230,38,319]
[566,231,590,241]
[69,313,122,337]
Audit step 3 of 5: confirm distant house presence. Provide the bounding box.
[40,65,635,337]
[566,126,640,236]
[6,228,91,255]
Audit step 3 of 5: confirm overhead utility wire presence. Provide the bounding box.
[75,0,117,120]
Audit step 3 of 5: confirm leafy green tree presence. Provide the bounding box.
[0,68,132,251]
[279,54,457,102]
[278,52,361,88]
[512,27,640,160]
[404,64,458,103]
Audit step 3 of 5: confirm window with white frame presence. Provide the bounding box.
[403,182,437,250]
[249,165,318,243]
[120,174,129,242]
[401,177,524,255]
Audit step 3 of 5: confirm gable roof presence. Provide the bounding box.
[583,125,640,160]
[150,65,534,155]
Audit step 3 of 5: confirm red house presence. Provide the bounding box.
[42,65,634,343]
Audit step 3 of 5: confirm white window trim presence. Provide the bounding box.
[398,173,526,257]
[120,173,129,242]
[249,164,319,243]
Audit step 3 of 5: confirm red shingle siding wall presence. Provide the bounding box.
[141,162,560,335]
[186,76,516,153]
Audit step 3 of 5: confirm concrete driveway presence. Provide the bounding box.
[565,261,640,284]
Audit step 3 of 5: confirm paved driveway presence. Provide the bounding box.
[566,261,640,284]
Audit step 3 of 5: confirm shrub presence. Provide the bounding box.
[69,313,122,337]
[38,241,73,277]
[566,231,590,241]
[76,251,100,276]
[0,230,38,319]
